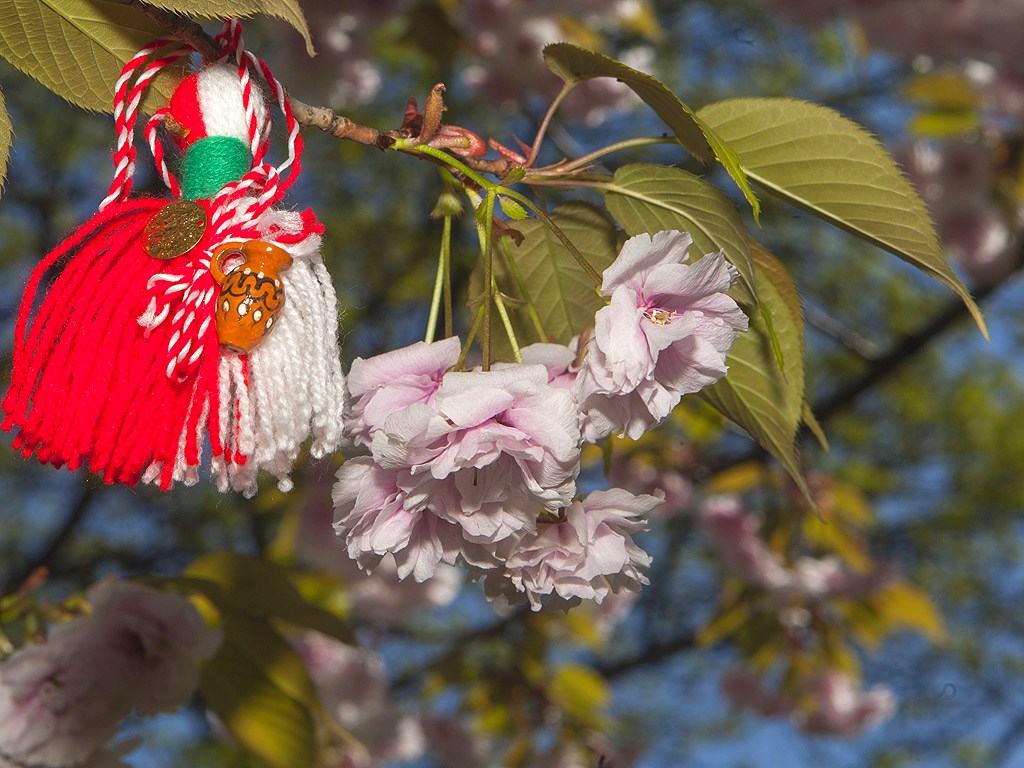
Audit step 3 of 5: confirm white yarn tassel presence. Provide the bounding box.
[210,209,346,496]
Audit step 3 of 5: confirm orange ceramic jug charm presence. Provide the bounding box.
[210,240,293,353]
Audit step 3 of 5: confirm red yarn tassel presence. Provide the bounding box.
[3,198,223,488]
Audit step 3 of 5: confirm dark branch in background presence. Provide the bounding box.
[390,608,528,692]
[709,255,1023,476]
[1,483,97,595]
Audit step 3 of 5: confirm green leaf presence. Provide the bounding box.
[201,637,317,768]
[698,97,987,337]
[542,43,760,220]
[0,86,10,195]
[802,401,830,453]
[547,664,610,729]
[141,0,315,56]
[501,202,619,345]
[602,163,756,301]
[221,614,320,713]
[186,551,354,644]
[499,195,529,220]
[0,0,188,113]
[871,581,947,643]
[701,243,813,503]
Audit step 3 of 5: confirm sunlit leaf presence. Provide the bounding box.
[697,597,750,647]
[142,0,315,55]
[871,581,947,643]
[500,202,619,345]
[548,664,610,728]
[221,614,320,712]
[0,0,186,113]
[602,163,756,301]
[698,97,987,337]
[543,43,760,219]
[701,244,812,502]
[186,551,354,644]
[201,640,317,768]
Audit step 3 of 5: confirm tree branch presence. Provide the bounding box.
[1,483,97,595]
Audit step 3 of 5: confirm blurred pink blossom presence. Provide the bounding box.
[701,497,895,599]
[88,581,221,715]
[458,0,645,124]
[609,453,693,519]
[721,666,793,717]
[796,670,897,737]
[0,618,128,768]
[700,496,789,589]
[293,632,423,767]
[575,231,747,441]
[501,488,657,609]
[0,581,219,768]
[421,715,490,768]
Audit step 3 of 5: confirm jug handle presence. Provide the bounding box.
[210,242,248,287]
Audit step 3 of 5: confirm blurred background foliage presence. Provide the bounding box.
[2,0,1024,766]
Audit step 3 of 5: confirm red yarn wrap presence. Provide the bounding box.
[2,198,224,488]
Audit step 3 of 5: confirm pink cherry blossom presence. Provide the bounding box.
[370,364,582,535]
[700,496,789,589]
[0,618,129,768]
[333,457,463,582]
[87,580,222,715]
[721,666,793,718]
[575,230,747,441]
[0,581,218,768]
[346,337,462,448]
[500,488,657,610]
[293,632,423,767]
[518,340,582,390]
[796,670,897,737]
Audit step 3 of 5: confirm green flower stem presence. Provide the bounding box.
[479,191,497,371]
[530,137,679,176]
[425,216,451,343]
[500,239,549,343]
[394,142,496,192]
[458,301,487,371]
[491,275,522,363]
[526,80,577,167]
[501,188,604,287]
[443,216,453,339]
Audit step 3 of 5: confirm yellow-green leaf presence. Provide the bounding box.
[871,581,946,643]
[701,244,813,505]
[501,202,619,345]
[547,664,610,728]
[602,163,756,301]
[543,43,760,220]
[0,86,10,195]
[222,614,320,710]
[142,0,314,56]
[697,598,750,647]
[201,640,317,768]
[0,0,187,113]
[186,551,354,644]
[698,97,987,337]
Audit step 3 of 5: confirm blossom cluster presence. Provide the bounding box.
[722,666,896,737]
[897,138,1019,286]
[0,580,220,768]
[700,495,894,601]
[333,230,746,609]
[271,0,655,125]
